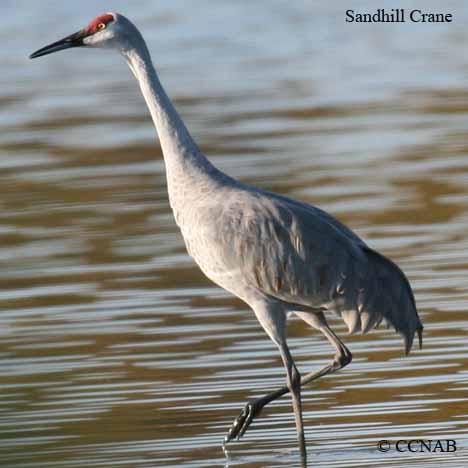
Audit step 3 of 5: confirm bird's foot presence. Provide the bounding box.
[224,400,262,444]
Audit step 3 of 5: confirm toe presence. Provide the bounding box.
[225,408,247,442]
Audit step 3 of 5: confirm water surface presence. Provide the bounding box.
[1,1,468,467]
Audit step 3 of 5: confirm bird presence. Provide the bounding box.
[30,12,423,464]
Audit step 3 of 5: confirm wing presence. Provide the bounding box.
[214,188,422,353]
[213,189,366,306]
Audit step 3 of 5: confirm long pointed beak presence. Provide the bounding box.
[29,30,86,59]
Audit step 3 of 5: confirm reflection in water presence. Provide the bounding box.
[1,1,468,467]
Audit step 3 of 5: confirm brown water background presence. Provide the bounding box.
[1,1,468,467]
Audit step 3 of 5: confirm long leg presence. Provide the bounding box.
[278,339,306,461]
[225,311,351,443]
[229,301,307,461]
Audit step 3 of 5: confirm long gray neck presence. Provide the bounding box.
[123,44,224,208]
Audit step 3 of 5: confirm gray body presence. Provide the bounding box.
[29,13,423,464]
[175,163,420,351]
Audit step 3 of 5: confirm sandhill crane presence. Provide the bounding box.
[30,13,423,464]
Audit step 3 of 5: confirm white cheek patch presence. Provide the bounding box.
[83,29,114,47]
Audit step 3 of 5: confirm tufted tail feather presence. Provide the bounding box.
[417,324,423,350]
[364,247,422,354]
[336,247,423,355]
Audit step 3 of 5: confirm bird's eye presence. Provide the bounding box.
[97,22,106,31]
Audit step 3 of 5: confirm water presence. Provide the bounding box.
[1,1,468,467]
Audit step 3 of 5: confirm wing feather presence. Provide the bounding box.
[206,188,423,353]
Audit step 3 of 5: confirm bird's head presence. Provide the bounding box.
[29,12,143,59]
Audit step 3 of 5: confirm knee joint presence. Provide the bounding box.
[338,350,352,367]
[287,365,301,391]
